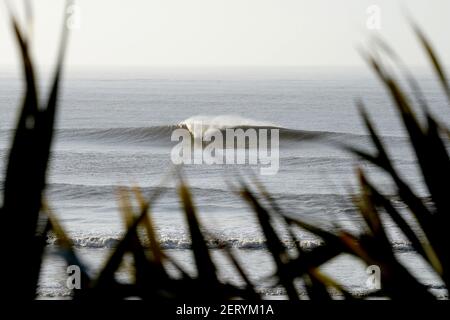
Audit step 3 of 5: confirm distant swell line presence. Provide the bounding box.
[0,126,408,149]
[53,125,323,145]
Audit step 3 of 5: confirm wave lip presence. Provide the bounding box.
[176,115,327,146]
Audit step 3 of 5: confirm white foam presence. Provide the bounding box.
[178,115,279,138]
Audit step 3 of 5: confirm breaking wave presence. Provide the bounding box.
[46,233,416,251]
[53,125,322,147]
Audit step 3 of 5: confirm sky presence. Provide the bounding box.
[0,0,449,71]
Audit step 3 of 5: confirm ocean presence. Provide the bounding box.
[0,67,448,298]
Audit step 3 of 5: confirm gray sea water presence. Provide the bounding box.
[0,67,448,298]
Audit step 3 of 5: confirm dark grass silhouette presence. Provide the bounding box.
[0,2,69,299]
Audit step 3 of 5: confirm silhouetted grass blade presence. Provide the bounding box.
[240,185,299,300]
[178,179,221,297]
[411,21,450,103]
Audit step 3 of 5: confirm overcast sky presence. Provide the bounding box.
[0,0,449,70]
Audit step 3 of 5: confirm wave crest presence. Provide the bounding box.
[178,115,280,137]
